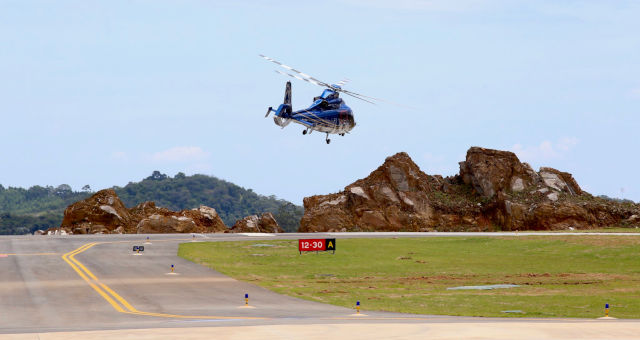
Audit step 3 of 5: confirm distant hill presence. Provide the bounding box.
[0,171,303,235]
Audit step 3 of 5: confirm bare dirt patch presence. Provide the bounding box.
[559,236,640,247]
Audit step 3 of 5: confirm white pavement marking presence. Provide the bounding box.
[238,233,276,237]
[326,231,640,237]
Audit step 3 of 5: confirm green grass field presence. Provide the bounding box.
[178,236,640,318]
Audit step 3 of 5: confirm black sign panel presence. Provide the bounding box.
[325,238,336,251]
[133,245,145,252]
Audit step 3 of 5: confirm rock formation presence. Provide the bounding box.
[60,189,132,234]
[227,212,284,233]
[57,189,227,234]
[300,147,640,232]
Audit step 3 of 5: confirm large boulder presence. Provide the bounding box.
[228,212,284,233]
[538,167,582,195]
[131,203,228,234]
[459,147,538,198]
[300,152,440,232]
[60,189,131,234]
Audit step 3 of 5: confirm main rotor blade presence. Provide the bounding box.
[261,54,415,108]
[336,78,351,86]
[342,91,377,105]
[274,70,323,87]
[341,88,418,109]
[260,54,332,88]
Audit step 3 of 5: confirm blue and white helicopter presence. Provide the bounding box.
[261,55,381,144]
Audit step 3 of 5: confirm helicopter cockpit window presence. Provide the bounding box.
[321,89,336,99]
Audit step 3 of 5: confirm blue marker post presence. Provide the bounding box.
[245,293,249,306]
[171,264,174,273]
[605,303,610,317]
[356,301,360,314]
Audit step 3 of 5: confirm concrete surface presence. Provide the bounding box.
[1,232,639,339]
[3,322,640,340]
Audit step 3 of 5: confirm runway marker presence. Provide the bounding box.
[166,264,179,275]
[349,300,367,316]
[144,236,151,245]
[598,303,617,319]
[132,245,144,255]
[238,293,256,308]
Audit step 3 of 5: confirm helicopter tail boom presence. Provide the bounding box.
[283,81,291,106]
[266,81,292,128]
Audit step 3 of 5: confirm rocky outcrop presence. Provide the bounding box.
[60,189,132,234]
[459,147,538,198]
[227,212,284,233]
[57,190,227,234]
[300,147,640,232]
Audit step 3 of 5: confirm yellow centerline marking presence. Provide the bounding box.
[62,241,266,320]
[62,243,127,313]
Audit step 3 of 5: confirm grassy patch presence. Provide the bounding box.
[178,237,640,318]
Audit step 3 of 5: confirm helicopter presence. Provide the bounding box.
[261,55,381,144]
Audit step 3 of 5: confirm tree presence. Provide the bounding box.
[146,171,168,181]
[26,185,49,200]
[82,185,92,192]
[53,184,73,198]
[273,202,303,233]
[175,172,186,179]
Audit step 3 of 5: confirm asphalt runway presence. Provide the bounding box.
[1,232,639,339]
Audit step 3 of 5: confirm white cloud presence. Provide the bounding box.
[511,137,578,164]
[151,146,210,162]
[556,137,579,152]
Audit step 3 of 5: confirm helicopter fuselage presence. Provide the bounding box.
[268,82,356,141]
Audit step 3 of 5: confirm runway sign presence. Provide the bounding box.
[133,246,145,252]
[298,238,336,254]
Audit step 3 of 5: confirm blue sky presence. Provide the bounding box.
[1,0,639,204]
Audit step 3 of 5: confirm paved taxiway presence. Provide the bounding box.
[1,232,639,339]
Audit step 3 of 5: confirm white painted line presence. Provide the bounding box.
[325,232,640,237]
[239,233,275,237]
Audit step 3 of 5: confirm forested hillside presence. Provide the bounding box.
[0,171,303,234]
